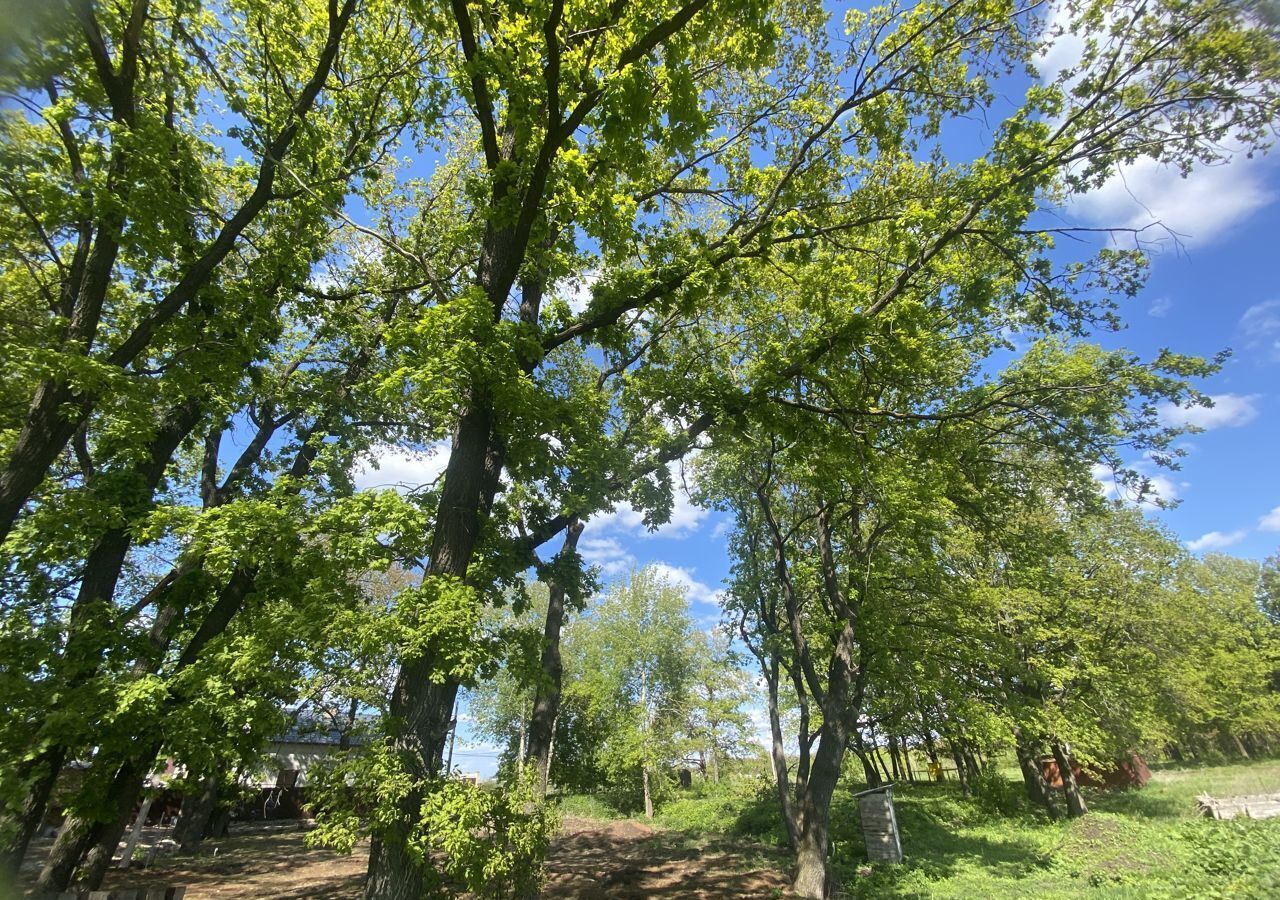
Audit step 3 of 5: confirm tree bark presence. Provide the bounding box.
[1052,740,1087,818]
[764,657,801,850]
[791,715,851,900]
[0,745,66,879]
[366,399,501,900]
[173,773,219,852]
[525,520,583,796]
[35,750,155,893]
[642,766,654,820]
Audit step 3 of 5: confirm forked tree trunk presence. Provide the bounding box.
[35,751,154,893]
[525,521,583,796]
[1014,731,1060,819]
[1052,740,1088,818]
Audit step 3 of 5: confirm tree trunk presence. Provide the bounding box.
[0,745,66,880]
[949,742,970,795]
[544,712,558,791]
[173,773,219,852]
[764,658,800,850]
[35,750,154,893]
[525,521,582,796]
[1014,733,1060,819]
[642,766,654,820]
[4,400,202,857]
[874,746,892,784]
[791,720,849,900]
[1052,740,1087,818]
[888,734,903,781]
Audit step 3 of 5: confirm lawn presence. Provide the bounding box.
[560,758,1280,899]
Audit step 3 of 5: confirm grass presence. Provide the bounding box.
[557,758,1280,898]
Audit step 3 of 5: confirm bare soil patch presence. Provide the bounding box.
[20,818,790,899]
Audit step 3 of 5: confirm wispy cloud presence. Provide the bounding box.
[1259,505,1280,532]
[1240,300,1280,363]
[1187,530,1248,552]
[1148,296,1172,318]
[353,442,450,493]
[1034,4,1274,248]
[648,562,723,607]
[1158,394,1260,431]
[578,536,636,577]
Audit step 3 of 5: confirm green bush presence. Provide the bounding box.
[417,773,559,900]
[307,745,557,899]
[1168,819,1280,899]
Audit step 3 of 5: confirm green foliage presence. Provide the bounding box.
[309,749,557,900]
[415,773,559,900]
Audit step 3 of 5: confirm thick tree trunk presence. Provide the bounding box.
[791,721,850,900]
[1052,740,1088,818]
[525,520,583,796]
[173,773,219,852]
[0,745,66,880]
[1015,733,1061,819]
[366,397,499,900]
[35,750,154,893]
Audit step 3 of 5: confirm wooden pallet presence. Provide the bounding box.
[1197,794,1280,820]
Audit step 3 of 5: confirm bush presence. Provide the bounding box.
[417,773,559,900]
[967,768,1024,816]
[307,744,557,899]
[1168,819,1280,899]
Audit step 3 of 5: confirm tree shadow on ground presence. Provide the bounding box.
[544,818,791,899]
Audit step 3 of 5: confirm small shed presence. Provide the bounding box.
[854,783,903,863]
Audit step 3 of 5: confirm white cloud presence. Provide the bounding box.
[1069,156,1274,248]
[1187,529,1248,552]
[552,271,598,315]
[1240,300,1280,363]
[578,536,636,577]
[1035,5,1274,247]
[1148,296,1172,318]
[648,562,724,607]
[1259,505,1280,532]
[1158,394,1260,431]
[353,442,450,493]
[1091,460,1180,508]
[583,460,708,541]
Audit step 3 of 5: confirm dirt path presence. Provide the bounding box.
[544,817,790,899]
[70,817,791,899]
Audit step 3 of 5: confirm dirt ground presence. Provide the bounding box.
[20,818,790,899]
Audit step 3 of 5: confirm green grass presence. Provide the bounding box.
[559,759,1280,898]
